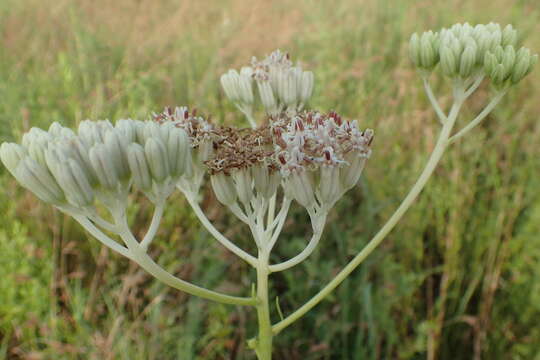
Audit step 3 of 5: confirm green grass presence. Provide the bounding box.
[1,0,540,358]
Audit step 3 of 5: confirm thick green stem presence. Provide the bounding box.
[253,253,273,360]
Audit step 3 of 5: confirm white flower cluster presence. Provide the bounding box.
[409,23,537,87]
[0,117,193,213]
[220,49,314,116]
[272,111,373,211]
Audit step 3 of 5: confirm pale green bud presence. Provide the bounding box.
[318,165,341,205]
[115,119,138,142]
[231,168,253,205]
[167,128,190,177]
[104,130,130,179]
[89,144,120,189]
[257,81,278,115]
[459,42,477,78]
[409,33,421,66]
[0,142,27,176]
[127,143,152,190]
[144,138,169,183]
[419,32,437,69]
[501,46,516,75]
[285,170,315,208]
[238,67,254,105]
[440,46,458,76]
[484,52,498,75]
[220,70,241,102]
[501,24,517,47]
[341,152,368,191]
[252,164,278,199]
[210,173,237,206]
[48,122,65,137]
[58,159,94,207]
[299,71,314,104]
[141,121,163,145]
[511,49,538,84]
[487,31,502,50]
[277,69,298,107]
[16,158,64,204]
[490,64,507,86]
[78,120,113,147]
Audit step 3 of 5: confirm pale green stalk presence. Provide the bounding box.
[269,213,326,273]
[448,90,507,144]
[140,202,165,251]
[422,77,447,123]
[112,212,257,306]
[184,192,258,267]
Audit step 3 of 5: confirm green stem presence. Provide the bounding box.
[270,89,467,336]
[253,252,273,360]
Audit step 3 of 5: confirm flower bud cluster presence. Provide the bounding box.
[272,111,373,210]
[1,116,192,211]
[484,46,538,88]
[410,22,537,86]
[221,49,314,116]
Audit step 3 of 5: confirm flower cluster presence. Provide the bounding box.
[271,111,373,210]
[0,117,193,212]
[207,126,280,205]
[409,23,537,86]
[220,49,314,116]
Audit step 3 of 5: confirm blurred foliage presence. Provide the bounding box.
[1,0,540,359]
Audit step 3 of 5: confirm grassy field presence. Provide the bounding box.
[1,0,540,359]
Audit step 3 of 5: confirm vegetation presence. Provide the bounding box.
[1,0,539,359]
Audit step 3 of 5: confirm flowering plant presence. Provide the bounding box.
[0,23,535,359]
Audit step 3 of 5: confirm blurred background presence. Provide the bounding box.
[1,0,540,359]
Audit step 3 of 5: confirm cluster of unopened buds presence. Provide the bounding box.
[0,22,536,359]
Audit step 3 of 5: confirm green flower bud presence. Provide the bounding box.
[285,170,315,209]
[16,157,64,204]
[104,130,130,179]
[318,165,341,205]
[257,80,277,115]
[220,70,241,102]
[167,128,190,177]
[299,71,314,104]
[231,168,253,205]
[210,173,237,206]
[89,144,120,189]
[115,119,138,143]
[440,46,458,76]
[0,142,27,176]
[252,164,278,199]
[501,46,516,75]
[57,159,94,207]
[409,33,421,66]
[144,138,169,183]
[484,52,498,76]
[459,42,477,78]
[341,152,368,191]
[277,69,298,106]
[419,32,438,69]
[501,24,517,47]
[511,49,538,84]
[127,143,152,190]
[238,67,254,105]
[490,63,507,86]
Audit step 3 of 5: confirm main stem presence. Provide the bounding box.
[253,251,273,359]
